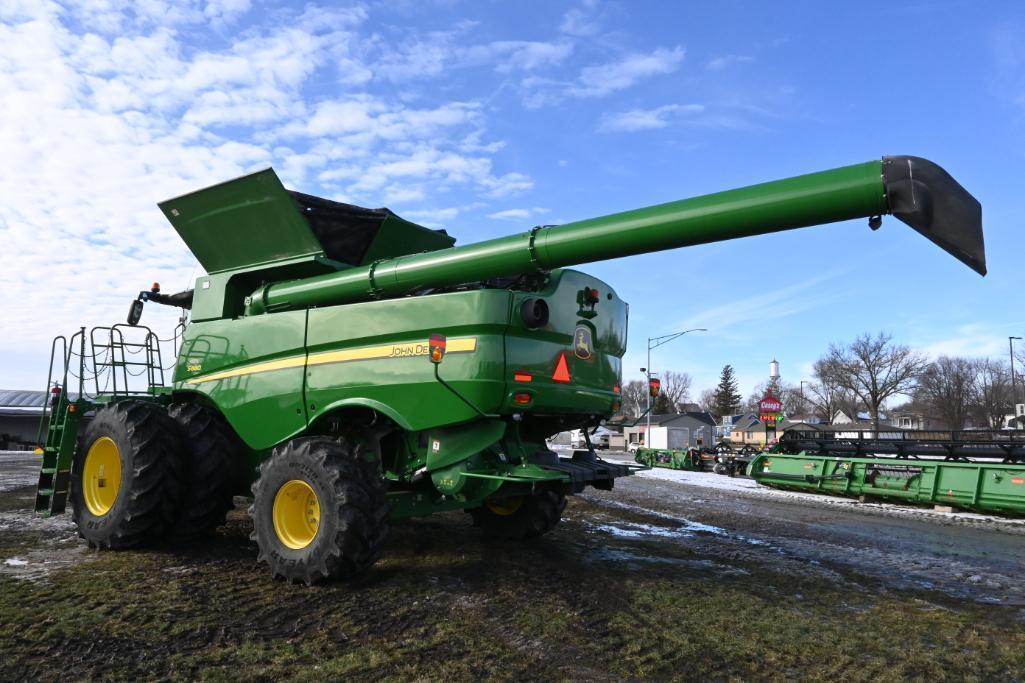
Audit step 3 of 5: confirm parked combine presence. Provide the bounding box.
[36,155,985,583]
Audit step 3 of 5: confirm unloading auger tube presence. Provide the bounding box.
[245,155,985,314]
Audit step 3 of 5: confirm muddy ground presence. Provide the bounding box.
[2,451,1025,681]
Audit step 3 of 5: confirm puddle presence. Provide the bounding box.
[0,545,93,581]
[585,497,779,550]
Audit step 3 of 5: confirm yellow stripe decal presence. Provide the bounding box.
[186,337,478,385]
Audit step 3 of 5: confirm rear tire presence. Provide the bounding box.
[470,490,566,539]
[167,403,240,539]
[71,401,184,549]
[250,436,389,584]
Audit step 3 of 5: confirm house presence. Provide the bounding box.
[716,412,756,440]
[832,409,890,425]
[727,413,761,443]
[888,410,948,431]
[618,411,717,449]
[729,419,820,447]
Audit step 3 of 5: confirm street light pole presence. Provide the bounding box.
[799,380,808,416]
[1011,337,1022,428]
[645,328,707,439]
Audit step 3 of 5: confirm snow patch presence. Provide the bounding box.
[586,497,774,549]
[4,557,28,566]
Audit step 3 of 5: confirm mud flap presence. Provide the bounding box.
[531,450,634,493]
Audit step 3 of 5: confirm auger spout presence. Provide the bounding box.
[204,156,983,316]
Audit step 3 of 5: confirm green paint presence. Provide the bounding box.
[247,161,889,313]
[39,156,988,523]
[748,452,1025,515]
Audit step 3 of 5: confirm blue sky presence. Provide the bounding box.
[1,0,1023,402]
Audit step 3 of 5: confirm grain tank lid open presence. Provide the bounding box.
[158,167,454,274]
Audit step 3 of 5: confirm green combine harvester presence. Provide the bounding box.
[36,155,985,583]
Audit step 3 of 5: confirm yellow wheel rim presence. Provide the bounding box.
[485,495,524,516]
[272,480,321,550]
[82,436,122,516]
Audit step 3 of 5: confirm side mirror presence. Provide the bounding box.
[429,333,446,364]
[127,299,144,326]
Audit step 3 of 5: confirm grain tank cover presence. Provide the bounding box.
[159,168,454,274]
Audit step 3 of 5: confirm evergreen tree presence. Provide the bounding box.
[712,364,742,418]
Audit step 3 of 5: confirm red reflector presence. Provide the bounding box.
[429,333,447,363]
[552,353,571,383]
[514,371,532,382]
[68,404,77,413]
[1013,478,1024,485]
[613,383,621,394]
[513,392,532,405]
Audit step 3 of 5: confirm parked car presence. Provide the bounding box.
[627,441,641,453]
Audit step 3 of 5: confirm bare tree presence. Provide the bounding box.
[620,380,647,417]
[972,359,1013,428]
[807,358,861,422]
[698,388,718,415]
[779,383,809,417]
[916,356,977,429]
[820,333,928,432]
[659,371,692,412]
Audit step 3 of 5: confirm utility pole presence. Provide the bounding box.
[645,328,706,439]
[800,380,808,417]
[1011,337,1022,428]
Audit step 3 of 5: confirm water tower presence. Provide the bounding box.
[770,358,780,380]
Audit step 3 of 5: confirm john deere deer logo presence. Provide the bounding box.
[574,325,593,360]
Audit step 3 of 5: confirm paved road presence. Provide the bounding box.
[595,464,1025,606]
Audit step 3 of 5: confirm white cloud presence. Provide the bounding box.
[522,46,685,107]
[487,207,550,221]
[481,172,534,197]
[706,54,753,72]
[599,104,705,132]
[0,3,530,384]
[374,26,574,82]
[918,323,1025,360]
[560,0,602,37]
[576,47,685,96]
[599,102,771,133]
[402,207,461,225]
[674,272,845,336]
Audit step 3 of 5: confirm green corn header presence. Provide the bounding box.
[36,155,985,584]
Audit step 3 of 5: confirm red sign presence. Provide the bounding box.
[758,391,782,413]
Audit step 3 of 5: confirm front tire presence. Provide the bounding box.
[250,436,389,584]
[71,401,184,549]
[470,489,566,539]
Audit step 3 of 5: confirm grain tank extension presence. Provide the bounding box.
[36,155,985,584]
